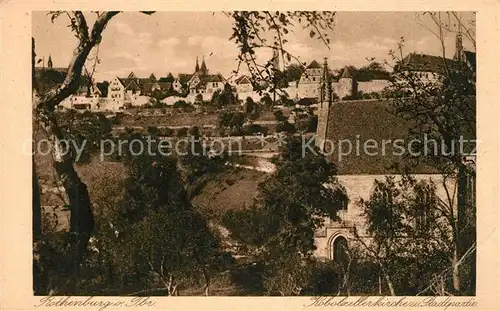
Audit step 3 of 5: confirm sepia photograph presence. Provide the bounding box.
[30,10,477,298]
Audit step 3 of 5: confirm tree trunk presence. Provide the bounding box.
[379,264,396,296]
[452,247,460,293]
[37,110,95,259]
[31,12,120,292]
[32,158,42,238]
[384,273,396,296]
[202,269,210,296]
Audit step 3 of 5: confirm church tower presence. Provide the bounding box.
[200,56,208,75]
[47,54,53,69]
[195,57,200,72]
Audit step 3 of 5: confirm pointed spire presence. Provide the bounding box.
[319,58,331,103]
[47,54,53,69]
[195,57,200,72]
[200,56,207,74]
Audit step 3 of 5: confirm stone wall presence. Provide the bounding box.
[313,173,456,259]
[357,79,390,94]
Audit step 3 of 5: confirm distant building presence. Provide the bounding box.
[186,57,227,100]
[313,40,476,261]
[234,75,253,93]
[296,60,366,100]
[332,66,358,99]
[395,34,476,83]
[107,71,170,110]
[297,60,323,98]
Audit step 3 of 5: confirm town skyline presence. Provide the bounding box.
[33,11,475,82]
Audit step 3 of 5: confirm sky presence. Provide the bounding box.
[32,11,475,82]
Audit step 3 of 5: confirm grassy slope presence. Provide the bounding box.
[191,167,268,220]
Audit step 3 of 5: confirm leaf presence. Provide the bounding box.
[309,30,315,38]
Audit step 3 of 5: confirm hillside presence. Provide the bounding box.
[191,167,268,219]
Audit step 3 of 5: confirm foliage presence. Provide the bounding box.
[384,34,476,294]
[355,62,391,81]
[273,109,287,122]
[306,114,318,133]
[276,121,296,134]
[176,127,189,137]
[218,111,246,135]
[113,153,223,295]
[260,93,273,108]
[55,110,113,163]
[296,98,317,106]
[173,100,196,112]
[223,137,345,294]
[211,83,238,108]
[34,9,342,296]
[179,126,227,185]
[242,123,268,136]
[354,176,457,295]
[243,97,260,120]
[227,11,335,93]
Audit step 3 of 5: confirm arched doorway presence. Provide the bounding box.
[332,235,349,268]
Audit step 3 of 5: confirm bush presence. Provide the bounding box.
[176,127,188,137]
[297,98,317,106]
[161,127,174,137]
[273,110,287,122]
[276,121,296,134]
[242,124,268,136]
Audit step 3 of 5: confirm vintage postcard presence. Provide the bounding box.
[1,0,499,310]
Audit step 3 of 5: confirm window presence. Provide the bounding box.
[466,173,476,206]
[373,186,395,230]
[414,184,435,229]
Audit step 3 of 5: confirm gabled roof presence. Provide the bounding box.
[235,75,251,84]
[340,66,354,79]
[323,99,447,175]
[96,82,109,96]
[117,75,160,93]
[191,73,226,89]
[307,60,321,69]
[397,53,457,73]
[178,73,193,84]
[204,73,225,83]
[158,82,172,90]
[121,79,141,92]
[158,76,174,83]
